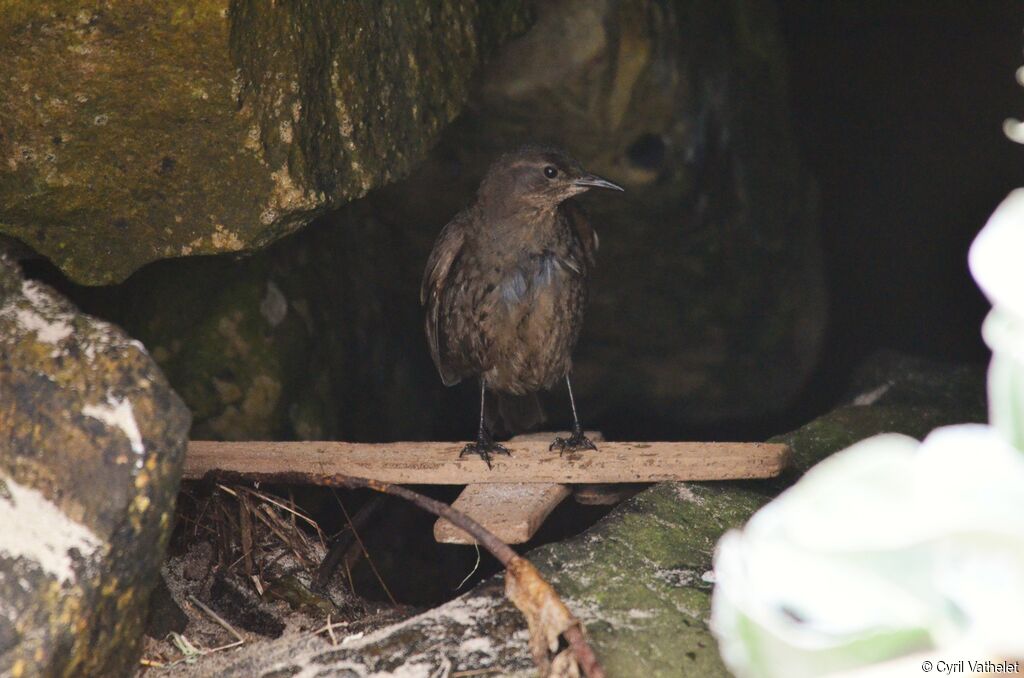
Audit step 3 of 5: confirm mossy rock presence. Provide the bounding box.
[0,1,530,284]
[0,254,190,677]
[62,200,430,442]
[101,253,307,441]
[777,351,987,476]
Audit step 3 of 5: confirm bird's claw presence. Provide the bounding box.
[461,438,510,469]
[549,430,598,456]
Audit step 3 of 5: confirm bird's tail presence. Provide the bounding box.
[485,392,546,438]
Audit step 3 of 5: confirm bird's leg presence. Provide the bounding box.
[550,375,598,455]
[461,379,510,469]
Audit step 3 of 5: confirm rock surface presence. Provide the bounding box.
[66,202,428,442]
[0,254,190,676]
[0,1,529,284]
[154,353,984,676]
[76,251,313,442]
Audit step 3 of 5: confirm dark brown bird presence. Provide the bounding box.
[421,147,623,465]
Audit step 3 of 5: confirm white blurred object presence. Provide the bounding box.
[970,189,1024,319]
[1001,66,1024,144]
[711,187,1024,677]
[970,189,1024,448]
[1002,118,1024,145]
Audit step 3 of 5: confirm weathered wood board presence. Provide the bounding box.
[433,482,573,544]
[184,440,790,485]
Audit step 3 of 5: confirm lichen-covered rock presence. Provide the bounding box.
[0,254,190,676]
[163,353,982,676]
[376,0,825,427]
[0,1,530,284]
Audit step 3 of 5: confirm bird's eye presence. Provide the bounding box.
[543,166,558,179]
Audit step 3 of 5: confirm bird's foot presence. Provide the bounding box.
[549,429,598,456]
[460,436,510,469]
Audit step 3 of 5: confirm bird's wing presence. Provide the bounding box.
[421,215,467,385]
[563,200,599,268]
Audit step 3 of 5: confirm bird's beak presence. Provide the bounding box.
[573,174,625,192]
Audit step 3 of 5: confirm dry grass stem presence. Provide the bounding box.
[188,595,245,645]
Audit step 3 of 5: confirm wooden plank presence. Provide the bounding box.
[433,483,572,544]
[433,431,602,545]
[183,440,789,485]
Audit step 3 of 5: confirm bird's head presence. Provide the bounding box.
[478,146,623,210]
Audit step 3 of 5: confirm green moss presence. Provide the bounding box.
[86,252,311,440]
